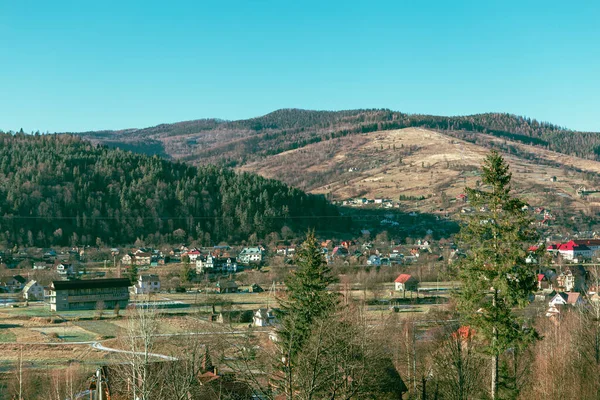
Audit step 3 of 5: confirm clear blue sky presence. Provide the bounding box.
[1,0,599,133]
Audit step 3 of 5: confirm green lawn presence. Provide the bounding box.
[73,320,124,338]
[0,330,16,343]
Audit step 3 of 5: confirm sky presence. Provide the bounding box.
[1,0,599,133]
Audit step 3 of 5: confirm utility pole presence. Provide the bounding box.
[18,345,23,400]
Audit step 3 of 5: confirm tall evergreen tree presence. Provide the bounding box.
[456,151,538,399]
[275,231,338,398]
[128,264,139,284]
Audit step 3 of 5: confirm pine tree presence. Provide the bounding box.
[456,151,538,399]
[128,264,139,284]
[275,231,338,397]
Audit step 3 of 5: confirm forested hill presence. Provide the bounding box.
[69,109,600,166]
[0,133,345,247]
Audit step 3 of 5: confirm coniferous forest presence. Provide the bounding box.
[0,133,346,247]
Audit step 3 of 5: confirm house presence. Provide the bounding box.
[196,255,214,273]
[4,275,26,292]
[216,280,238,294]
[332,246,349,258]
[22,280,44,300]
[394,274,419,291]
[48,278,130,311]
[186,249,202,262]
[33,261,52,270]
[572,239,600,254]
[121,254,134,265]
[134,274,161,295]
[276,245,296,257]
[367,255,381,266]
[133,252,151,266]
[220,257,238,273]
[537,273,553,291]
[238,247,262,264]
[253,308,276,327]
[249,283,264,293]
[55,262,74,276]
[547,241,593,261]
[556,266,586,292]
[548,292,583,307]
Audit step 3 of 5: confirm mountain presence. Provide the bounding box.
[242,126,600,233]
[70,109,600,168]
[0,133,345,247]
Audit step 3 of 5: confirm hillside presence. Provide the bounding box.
[242,127,600,231]
[0,134,345,247]
[70,109,600,167]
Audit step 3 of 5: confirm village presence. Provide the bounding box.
[2,231,600,323]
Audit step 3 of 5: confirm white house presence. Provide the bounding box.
[253,308,276,327]
[394,274,419,291]
[238,247,262,264]
[134,274,161,295]
[22,280,44,300]
[547,241,593,261]
[196,255,214,273]
[186,249,202,262]
[548,292,583,307]
[56,263,74,276]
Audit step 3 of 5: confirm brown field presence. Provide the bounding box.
[241,127,600,214]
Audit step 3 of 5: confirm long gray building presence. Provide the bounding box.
[49,278,130,311]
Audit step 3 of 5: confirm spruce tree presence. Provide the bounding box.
[456,151,538,399]
[275,231,338,398]
[128,263,139,284]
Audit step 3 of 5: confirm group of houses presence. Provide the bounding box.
[546,239,600,262]
[120,245,267,271]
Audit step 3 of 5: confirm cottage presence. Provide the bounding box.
[394,274,419,292]
[48,278,130,311]
[216,280,238,294]
[22,280,44,300]
[55,262,74,276]
[253,308,276,327]
[134,274,161,295]
[548,292,583,307]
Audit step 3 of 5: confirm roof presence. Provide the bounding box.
[394,274,415,284]
[572,239,600,247]
[548,241,591,252]
[51,278,131,290]
[240,247,261,254]
[567,292,581,304]
[217,280,238,289]
[537,274,546,282]
[11,275,26,284]
[139,274,160,282]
